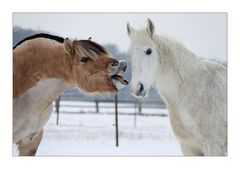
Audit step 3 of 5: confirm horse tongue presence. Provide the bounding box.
[111,75,129,85]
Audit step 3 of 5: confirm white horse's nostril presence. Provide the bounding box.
[132,82,146,97]
[139,83,144,93]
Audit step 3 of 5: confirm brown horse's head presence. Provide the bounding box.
[63,38,128,94]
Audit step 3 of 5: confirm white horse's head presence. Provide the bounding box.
[127,19,159,98]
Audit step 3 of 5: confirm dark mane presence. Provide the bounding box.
[74,40,107,55]
[13,33,64,49]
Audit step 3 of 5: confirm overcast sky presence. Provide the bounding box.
[13,13,227,62]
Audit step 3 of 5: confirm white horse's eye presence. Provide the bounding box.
[145,48,152,55]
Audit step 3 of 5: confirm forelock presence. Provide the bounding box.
[73,40,107,59]
[131,29,153,43]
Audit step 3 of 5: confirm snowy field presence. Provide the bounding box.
[36,101,182,156]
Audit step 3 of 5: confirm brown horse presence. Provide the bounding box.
[13,33,128,156]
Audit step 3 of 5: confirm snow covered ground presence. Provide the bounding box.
[36,101,182,156]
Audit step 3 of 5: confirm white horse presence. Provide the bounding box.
[126,19,227,156]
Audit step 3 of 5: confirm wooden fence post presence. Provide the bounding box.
[134,101,137,127]
[114,94,119,147]
[138,100,142,114]
[56,96,61,125]
[95,99,99,113]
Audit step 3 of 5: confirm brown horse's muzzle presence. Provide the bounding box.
[110,60,129,89]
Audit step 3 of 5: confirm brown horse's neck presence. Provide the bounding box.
[13,39,75,99]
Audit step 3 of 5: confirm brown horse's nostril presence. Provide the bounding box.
[112,60,119,67]
[123,79,129,85]
[122,65,127,72]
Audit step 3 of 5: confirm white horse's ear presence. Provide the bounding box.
[127,22,135,36]
[146,18,155,37]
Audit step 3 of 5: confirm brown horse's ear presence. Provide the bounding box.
[64,38,74,55]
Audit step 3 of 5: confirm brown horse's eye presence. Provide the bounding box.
[80,57,90,63]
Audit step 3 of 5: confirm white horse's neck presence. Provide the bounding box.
[152,35,202,104]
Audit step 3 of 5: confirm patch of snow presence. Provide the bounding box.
[36,104,182,156]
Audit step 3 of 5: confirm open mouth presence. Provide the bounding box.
[111,64,129,85]
[111,74,129,85]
